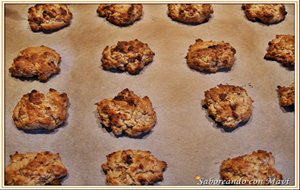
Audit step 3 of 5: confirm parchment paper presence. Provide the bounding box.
[4,4,295,186]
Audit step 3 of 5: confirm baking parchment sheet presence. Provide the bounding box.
[4,4,295,186]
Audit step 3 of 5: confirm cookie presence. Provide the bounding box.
[264,34,294,67]
[96,88,156,137]
[97,4,143,26]
[168,4,213,24]
[9,46,61,82]
[277,83,294,107]
[203,84,253,128]
[12,89,69,130]
[220,150,283,185]
[5,151,68,185]
[102,149,167,185]
[242,4,287,25]
[28,4,72,32]
[186,39,236,73]
[101,39,155,75]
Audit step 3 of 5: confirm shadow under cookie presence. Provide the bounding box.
[188,66,232,75]
[10,72,60,83]
[15,120,68,135]
[280,105,294,113]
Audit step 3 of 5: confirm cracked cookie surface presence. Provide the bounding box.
[186,39,236,73]
[242,4,287,25]
[265,34,294,67]
[277,82,294,107]
[101,39,154,75]
[203,84,253,128]
[102,149,167,185]
[96,89,156,137]
[220,150,283,185]
[168,4,213,24]
[12,89,69,130]
[28,4,72,32]
[5,151,68,185]
[97,4,143,26]
[9,46,61,82]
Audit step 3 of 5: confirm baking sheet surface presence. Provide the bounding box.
[4,4,295,186]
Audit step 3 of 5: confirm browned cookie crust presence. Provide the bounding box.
[97,4,143,26]
[12,89,69,130]
[203,84,253,128]
[28,4,72,32]
[220,150,283,185]
[242,4,287,25]
[265,34,294,67]
[102,150,167,185]
[9,46,61,82]
[5,151,68,185]
[168,4,213,24]
[186,39,236,73]
[101,39,155,75]
[277,83,294,107]
[96,89,156,137]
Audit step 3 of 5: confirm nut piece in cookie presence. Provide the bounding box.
[12,89,69,130]
[277,83,294,107]
[5,151,68,185]
[28,4,72,32]
[186,39,236,73]
[220,150,283,185]
[9,46,61,82]
[97,4,143,26]
[96,89,156,137]
[264,34,294,68]
[203,84,253,128]
[102,149,167,185]
[242,4,287,25]
[168,4,213,24]
[101,39,155,75]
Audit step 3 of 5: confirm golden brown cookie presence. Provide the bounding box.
[277,83,294,107]
[186,39,236,73]
[264,34,294,67]
[9,46,61,82]
[12,89,69,130]
[101,39,155,75]
[220,150,283,185]
[28,4,72,32]
[168,4,213,24]
[5,151,68,185]
[102,149,167,185]
[242,4,287,25]
[97,4,143,26]
[203,84,253,128]
[96,89,156,137]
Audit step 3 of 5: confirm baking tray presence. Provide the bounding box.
[4,4,295,186]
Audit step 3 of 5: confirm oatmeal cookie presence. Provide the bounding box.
[203,84,253,128]
[97,4,143,26]
[264,34,294,67]
[168,4,213,24]
[9,46,61,82]
[12,89,69,130]
[277,83,294,107]
[28,4,72,32]
[220,150,283,185]
[5,151,68,185]
[242,4,287,25]
[101,39,155,75]
[102,149,167,185]
[186,39,236,73]
[96,89,156,137]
